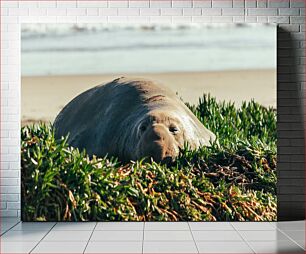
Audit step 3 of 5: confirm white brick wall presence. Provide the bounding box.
[1,0,305,219]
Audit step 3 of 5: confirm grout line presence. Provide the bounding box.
[276,227,305,251]
[0,220,21,236]
[187,222,200,254]
[230,222,256,254]
[83,222,97,254]
[29,222,57,254]
[142,222,145,254]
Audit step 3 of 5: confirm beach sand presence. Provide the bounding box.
[21,69,276,125]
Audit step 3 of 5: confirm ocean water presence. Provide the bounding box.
[21,24,276,76]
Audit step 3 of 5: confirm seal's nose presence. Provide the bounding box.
[149,124,167,141]
[143,124,177,163]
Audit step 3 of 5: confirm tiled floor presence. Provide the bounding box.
[0,218,304,253]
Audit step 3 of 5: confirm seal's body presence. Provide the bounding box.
[54,78,215,163]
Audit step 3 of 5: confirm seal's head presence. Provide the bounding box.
[135,109,185,163]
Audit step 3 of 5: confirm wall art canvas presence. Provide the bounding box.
[21,24,277,221]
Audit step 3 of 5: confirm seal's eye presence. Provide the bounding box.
[169,125,179,134]
[139,124,147,132]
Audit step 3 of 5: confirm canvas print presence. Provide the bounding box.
[21,24,276,221]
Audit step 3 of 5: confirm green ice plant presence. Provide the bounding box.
[21,94,277,221]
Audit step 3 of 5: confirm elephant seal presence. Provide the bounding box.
[54,77,215,163]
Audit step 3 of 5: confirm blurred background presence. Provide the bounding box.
[21,24,276,125]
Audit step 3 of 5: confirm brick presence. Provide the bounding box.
[192,16,212,22]
[1,1,18,8]
[268,16,290,23]
[0,210,19,217]
[222,8,244,15]
[161,8,183,16]
[29,8,48,16]
[86,8,99,16]
[76,16,107,23]
[233,0,244,7]
[77,1,107,7]
[278,8,300,15]
[127,0,149,7]
[290,0,305,7]
[149,16,172,23]
[245,16,257,23]
[279,147,304,155]
[140,8,160,16]
[107,0,128,7]
[278,24,300,32]
[257,0,267,7]
[247,8,278,15]
[212,0,233,7]
[268,0,290,8]
[245,0,256,7]
[107,16,129,23]
[0,194,19,202]
[47,8,67,16]
[290,16,305,23]
[118,8,140,16]
[1,202,7,210]
[278,186,305,194]
[127,16,150,23]
[0,186,20,194]
[8,8,29,16]
[257,16,268,22]
[278,195,305,202]
[0,178,19,186]
[0,171,19,178]
[172,16,192,22]
[193,0,211,7]
[38,1,56,8]
[172,0,192,7]
[211,16,233,22]
[183,8,201,16]
[99,8,118,16]
[56,1,77,8]
[67,8,86,16]
[149,0,171,7]
[56,16,77,23]
[233,16,245,22]
[18,1,38,8]
[7,202,20,210]
[202,8,221,15]
[1,8,9,16]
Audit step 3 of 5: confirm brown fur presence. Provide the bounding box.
[54,77,216,163]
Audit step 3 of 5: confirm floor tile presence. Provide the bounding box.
[1,230,47,242]
[85,241,143,253]
[143,241,198,253]
[239,230,291,241]
[0,241,37,253]
[282,230,305,249]
[189,222,234,231]
[193,230,243,241]
[276,221,305,231]
[144,230,193,241]
[231,222,275,230]
[1,222,21,234]
[32,241,87,253]
[11,222,55,231]
[52,222,96,231]
[145,222,189,231]
[197,241,253,253]
[248,240,304,253]
[42,230,92,242]
[90,230,143,241]
[96,222,143,231]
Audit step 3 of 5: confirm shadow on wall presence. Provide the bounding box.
[277,27,305,221]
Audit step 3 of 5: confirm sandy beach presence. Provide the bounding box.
[21,69,276,125]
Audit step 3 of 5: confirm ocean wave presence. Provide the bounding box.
[21,23,274,40]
